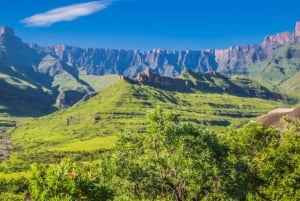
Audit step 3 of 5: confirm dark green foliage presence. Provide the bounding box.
[101,108,228,200]
[0,177,29,200]
[224,120,300,200]
[107,109,300,200]
[2,109,299,200]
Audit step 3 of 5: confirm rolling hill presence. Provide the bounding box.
[1,76,285,171]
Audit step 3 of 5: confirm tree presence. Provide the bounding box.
[255,118,300,200]
[112,108,228,200]
[225,120,300,200]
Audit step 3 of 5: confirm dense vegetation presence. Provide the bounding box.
[0,109,299,200]
[0,79,285,177]
[11,80,284,149]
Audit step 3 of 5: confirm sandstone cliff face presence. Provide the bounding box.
[0,26,14,39]
[34,22,300,78]
[261,32,294,49]
[37,46,218,77]
[38,43,268,77]
[295,22,300,37]
[3,22,300,79]
[215,45,267,74]
[136,69,193,89]
[0,26,41,76]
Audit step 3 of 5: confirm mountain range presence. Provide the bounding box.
[1,20,300,200]
[1,22,300,117]
[25,22,300,78]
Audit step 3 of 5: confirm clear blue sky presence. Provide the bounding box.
[1,0,300,50]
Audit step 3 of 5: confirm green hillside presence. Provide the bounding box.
[279,71,300,97]
[247,44,300,97]
[2,79,284,169]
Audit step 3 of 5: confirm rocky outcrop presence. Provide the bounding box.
[295,21,300,37]
[0,25,41,76]
[258,106,300,129]
[56,90,86,108]
[215,45,267,74]
[136,69,193,89]
[261,32,294,49]
[0,26,14,37]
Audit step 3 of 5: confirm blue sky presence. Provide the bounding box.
[1,0,300,50]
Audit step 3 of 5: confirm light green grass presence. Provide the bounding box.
[0,171,29,179]
[11,79,286,153]
[279,71,300,97]
[78,70,120,92]
[51,135,117,151]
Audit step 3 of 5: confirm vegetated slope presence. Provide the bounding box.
[177,69,283,99]
[11,79,285,153]
[247,44,300,97]
[0,27,120,115]
[279,71,300,95]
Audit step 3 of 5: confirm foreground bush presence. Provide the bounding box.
[29,159,114,201]
[26,109,300,200]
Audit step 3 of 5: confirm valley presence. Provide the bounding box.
[0,22,299,200]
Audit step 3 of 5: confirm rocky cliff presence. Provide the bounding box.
[35,46,218,77]
[1,22,300,93]
[25,22,299,78]
[295,21,300,37]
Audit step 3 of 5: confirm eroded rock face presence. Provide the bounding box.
[215,45,267,74]
[0,26,19,45]
[0,26,14,36]
[23,21,300,77]
[136,69,192,89]
[2,22,300,79]
[295,21,300,37]
[38,46,218,77]
[262,32,294,49]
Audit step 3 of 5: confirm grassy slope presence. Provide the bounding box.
[247,44,300,95]
[179,69,231,88]
[78,70,120,92]
[279,71,300,97]
[10,79,285,154]
[38,55,120,94]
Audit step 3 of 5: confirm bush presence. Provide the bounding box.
[29,159,114,201]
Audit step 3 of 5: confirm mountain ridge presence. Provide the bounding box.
[131,69,284,100]
[1,22,300,80]
[24,21,300,78]
[0,22,300,116]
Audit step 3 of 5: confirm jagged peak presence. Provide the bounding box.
[0,26,14,36]
[295,21,300,37]
[261,31,294,49]
[0,26,13,35]
[136,68,153,80]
